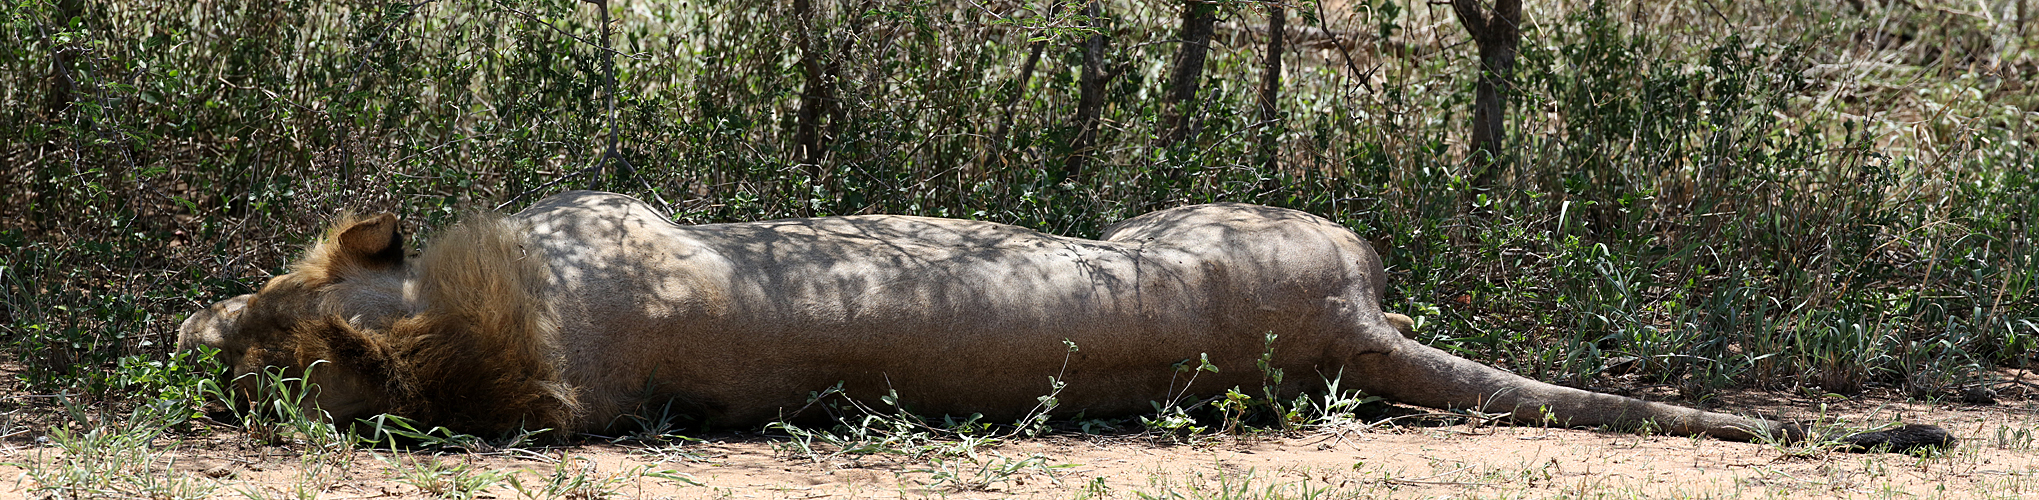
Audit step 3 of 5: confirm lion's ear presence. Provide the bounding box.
[337,213,405,268]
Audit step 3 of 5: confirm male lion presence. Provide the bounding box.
[181,190,1948,451]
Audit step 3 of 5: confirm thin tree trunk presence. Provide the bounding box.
[1449,0,1521,191]
[984,38,1047,171]
[42,0,84,125]
[2020,0,2029,38]
[593,0,626,187]
[1159,0,1219,148]
[823,2,868,154]
[792,0,835,174]
[1063,1,1107,184]
[992,3,1059,152]
[1256,2,1286,177]
[993,42,1047,148]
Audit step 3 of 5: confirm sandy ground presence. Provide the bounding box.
[6,388,2039,500]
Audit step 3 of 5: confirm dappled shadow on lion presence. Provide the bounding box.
[179,190,1950,453]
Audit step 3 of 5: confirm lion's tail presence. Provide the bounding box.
[1349,337,1796,442]
[1348,336,1958,451]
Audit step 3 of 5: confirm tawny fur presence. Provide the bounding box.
[288,212,392,283]
[181,191,1951,451]
[381,214,579,432]
[189,212,577,434]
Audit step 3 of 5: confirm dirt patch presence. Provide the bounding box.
[4,393,2037,499]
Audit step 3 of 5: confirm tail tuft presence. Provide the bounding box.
[1837,424,1957,454]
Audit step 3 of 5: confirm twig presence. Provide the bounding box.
[496,0,670,214]
[1313,0,1378,93]
[1697,0,1732,24]
[474,447,561,462]
[335,0,438,184]
[2,393,79,400]
[1757,467,1830,486]
[479,0,646,60]
[1386,465,1489,486]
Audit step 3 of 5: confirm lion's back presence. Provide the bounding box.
[1103,203,1387,299]
[512,193,1393,428]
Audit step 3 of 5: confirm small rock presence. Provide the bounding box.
[1602,356,1643,375]
[1961,386,1998,406]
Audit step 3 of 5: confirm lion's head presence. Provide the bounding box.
[179,213,419,427]
[180,212,575,434]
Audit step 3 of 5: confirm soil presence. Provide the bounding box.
[4,385,2038,500]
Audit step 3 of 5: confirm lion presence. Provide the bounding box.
[180,190,1949,451]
